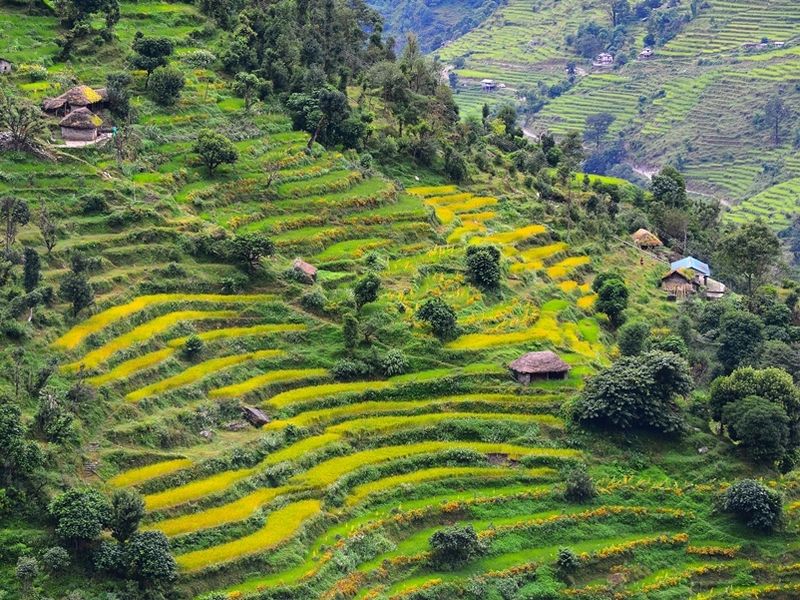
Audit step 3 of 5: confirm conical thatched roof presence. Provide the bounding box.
[60,107,102,130]
[509,351,570,375]
[44,85,104,111]
[632,228,662,247]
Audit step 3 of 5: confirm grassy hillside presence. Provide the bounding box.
[434,0,800,229]
[1,2,800,600]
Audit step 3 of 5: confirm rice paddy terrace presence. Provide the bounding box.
[435,0,800,229]
[3,2,800,599]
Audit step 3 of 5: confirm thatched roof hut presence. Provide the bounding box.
[43,85,105,115]
[508,351,570,384]
[632,228,662,249]
[59,108,103,142]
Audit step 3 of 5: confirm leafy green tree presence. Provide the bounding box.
[181,335,204,360]
[59,258,94,316]
[444,148,468,183]
[465,245,501,291]
[584,112,615,148]
[0,397,42,488]
[724,397,790,465]
[34,388,74,444]
[575,350,692,433]
[15,556,38,598]
[716,221,780,295]
[232,72,266,113]
[417,297,458,341]
[564,465,596,502]
[131,33,174,79]
[106,72,132,120]
[429,524,484,568]
[37,206,58,255]
[49,487,111,546]
[721,479,782,531]
[124,531,178,587]
[763,94,792,145]
[716,310,764,372]
[225,234,274,273]
[55,0,120,29]
[194,130,238,176]
[2,196,31,255]
[651,166,687,209]
[556,547,580,576]
[41,546,70,574]
[595,277,628,327]
[147,65,185,106]
[286,85,362,149]
[381,349,409,377]
[22,247,40,292]
[0,92,49,151]
[353,273,381,310]
[342,313,359,350]
[617,320,649,356]
[110,489,145,544]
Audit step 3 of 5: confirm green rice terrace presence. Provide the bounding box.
[1,1,800,600]
[434,0,800,230]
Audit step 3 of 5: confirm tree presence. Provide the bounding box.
[37,206,58,254]
[584,112,615,148]
[41,546,70,574]
[443,148,468,183]
[724,397,790,465]
[0,397,42,488]
[148,65,185,106]
[194,130,238,176]
[429,524,484,568]
[763,94,792,145]
[22,247,40,293]
[106,72,132,120]
[716,221,780,295]
[574,350,693,433]
[0,91,49,151]
[2,196,31,255]
[617,320,649,356]
[181,335,204,360]
[110,489,145,544]
[232,72,265,113]
[595,276,628,327]
[34,388,74,444]
[286,85,353,149]
[123,531,177,587]
[564,465,597,502]
[353,272,381,310]
[225,234,274,273]
[465,245,501,291]
[417,297,458,341]
[721,479,782,531]
[60,264,94,316]
[55,0,120,29]
[651,166,687,208]
[342,313,359,350]
[131,33,174,79]
[716,310,764,372]
[16,556,38,598]
[49,487,111,546]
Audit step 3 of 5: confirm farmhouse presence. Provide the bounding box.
[632,228,662,249]
[59,107,103,142]
[481,79,497,91]
[592,53,614,68]
[508,350,570,384]
[0,58,11,74]
[43,85,107,116]
[670,256,710,283]
[293,258,318,283]
[639,47,654,60]
[661,269,696,299]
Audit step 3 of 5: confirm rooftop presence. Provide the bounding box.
[509,351,570,374]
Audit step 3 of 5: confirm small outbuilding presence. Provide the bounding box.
[0,58,12,74]
[661,269,696,300]
[481,79,497,91]
[639,47,654,60]
[59,107,102,142]
[632,228,662,249]
[293,258,318,284]
[509,351,570,384]
[704,277,727,300]
[241,405,271,427]
[43,85,106,115]
[593,53,614,68]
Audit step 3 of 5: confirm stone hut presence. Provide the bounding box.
[481,79,497,91]
[639,47,654,60]
[661,269,696,300]
[0,58,12,75]
[632,228,662,249]
[508,351,570,384]
[293,258,318,284]
[59,107,103,142]
[593,53,614,68]
[43,85,106,116]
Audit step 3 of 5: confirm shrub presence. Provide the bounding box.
[41,546,70,573]
[49,487,111,544]
[724,396,790,465]
[194,129,238,175]
[429,524,485,568]
[331,359,371,381]
[563,466,596,502]
[381,349,409,376]
[721,479,782,531]
[342,313,359,350]
[417,297,458,341]
[182,335,204,360]
[16,556,38,593]
[110,489,145,544]
[466,245,501,291]
[617,320,649,356]
[124,531,177,585]
[300,288,327,312]
[353,272,381,310]
[595,275,628,327]
[556,547,580,574]
[148,66,185,106]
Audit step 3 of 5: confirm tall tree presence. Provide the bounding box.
[0,92,49,151]
[131,33,174,80]
[763,94,792,146]
[1,197,31,255]
[585,112,615,148]
[23,247,40,293]
[716,220,781,295]
[37,205,58,254]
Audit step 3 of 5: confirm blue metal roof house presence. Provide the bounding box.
[670,257,710,277]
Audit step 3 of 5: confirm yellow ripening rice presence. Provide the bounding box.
[477,224,547,245]
[62,310,238,373]
[546,256,591,280]
[266,380,392,409]
[509,260,544,274]
[578,294,598,310]
[108,458,193,488]
[447,222,486,244]
[88,348,175,386]
[559,280,579,293]
[289,442,581,488]
[175,499,321,571]
[407,185,459,197]
[209,368,328,399]
[166,323,306,347]
[326,413,563,437]
[443,196,498,213]
[125,350,285,403]
[144,468,252,511]
[149,487,290,537]
[446,312,561,351]
[424,192,475,206]
[518,242,569,262]
[345,466,556,507]
[53,293,275,350]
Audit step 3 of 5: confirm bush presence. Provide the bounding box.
[331,358,371,381]
[724,397,790,465]
[353,272,381,310]
[300,288,327,312]
[381,349,409,377]
[429,524,484,568]
[563,466,596,502]
[617,320,649,356]
[148,65,185,106]
[721,479,782,531]
[182,335,204,359]
[417,297,458,341]
[556,547,580,575]
[49,487,111,544]
[41,546,70,573]
[465,245,501,291]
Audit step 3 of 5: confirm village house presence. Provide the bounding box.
[43,85,107,116]
[481,79,497,91]
[632,228,662,250]
[639,47,654,60]
[661,269,697,300]
[0,58,12,74]
[508,350,570,384]
[662,256,726,301]
[59,107,103,142]
[670,256,710,284]
[293,258,318,284]
[593,53,614,68]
